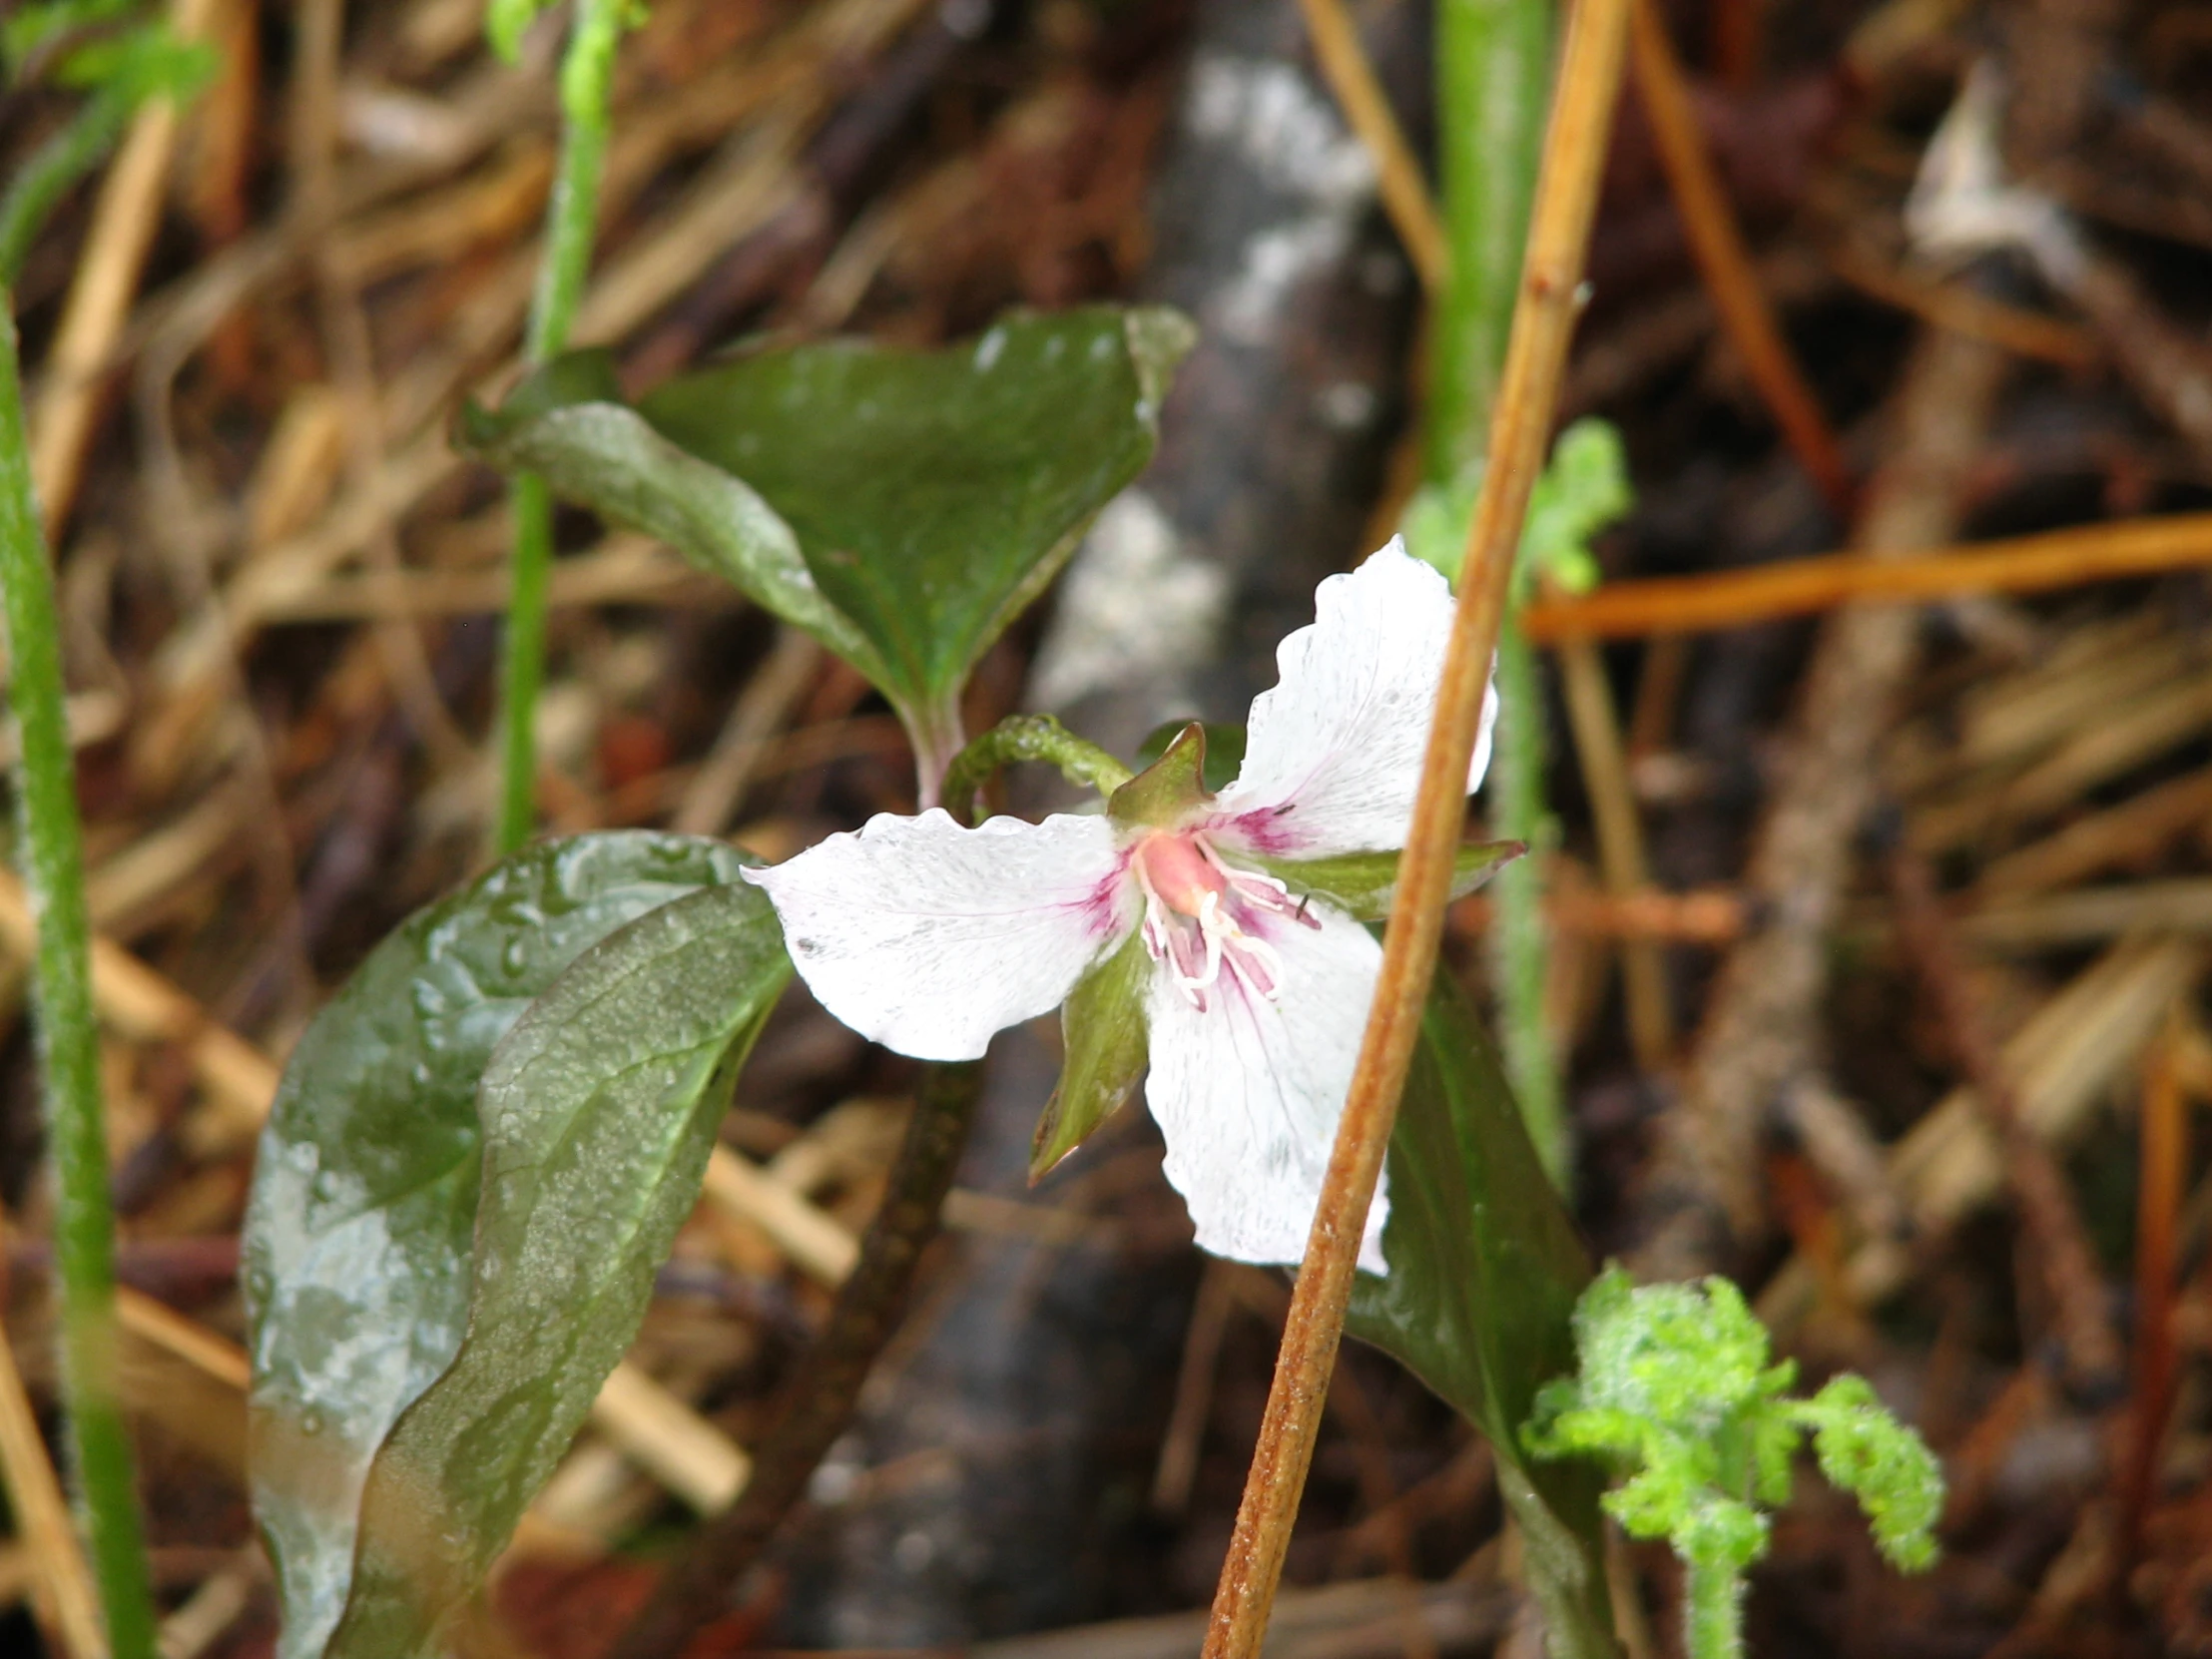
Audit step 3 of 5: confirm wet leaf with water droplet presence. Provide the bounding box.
[326,882,790,1659]
[245,833,760,1659]
[1346,971,1619,1659]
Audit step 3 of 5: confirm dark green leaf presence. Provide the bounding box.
[461,310,1191,757]
[1347,972,1617,1659]
[1033,927,1151,1179]
[456,392,883,685]
[639,306,1192,736]
[328,882,791,1659]
[245,833,757,1659]
[1252,840,1523,922]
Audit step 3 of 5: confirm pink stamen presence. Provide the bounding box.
[1132,830,1302,1010]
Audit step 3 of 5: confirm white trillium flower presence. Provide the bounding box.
[744,539,1506,1274]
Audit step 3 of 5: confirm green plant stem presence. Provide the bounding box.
[1425,0,1553,482]
[906,696,969,814]
[0,301,157,1659]
[0,90,132,290]
[492,0,627,854]
[494,472,555,850]
[1684,1556,1744,1659]
[1426,0,1564,1180]
[939,713,1134,823]
[604,1057,985,1659]
[1486,612,1565,1182]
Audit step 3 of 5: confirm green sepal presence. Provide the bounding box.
[1031,927,1151,1181]
[1134,720,1244,794]
[1252,839,1523,922]
[1109,722,1212,827]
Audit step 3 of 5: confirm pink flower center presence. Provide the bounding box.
[1129,830,1319,1012]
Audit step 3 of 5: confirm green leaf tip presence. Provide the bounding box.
[1120,304,1199,413]
[1524,1266,1942,1659]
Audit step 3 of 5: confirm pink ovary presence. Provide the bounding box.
[1129,830,1319,1012]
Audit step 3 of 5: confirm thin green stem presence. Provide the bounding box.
[1684,1555,1745,1659]
[904,696,970,815]
[1485,612,1566,1182]
[0,89,132,291]
[0,301,157,1659]
[527,0,622,365]
[494,474,555,850]
[1426,0,1563,1178]
[492,0,629,854]
[1425,0,1553,481]
[940,714,1133,825]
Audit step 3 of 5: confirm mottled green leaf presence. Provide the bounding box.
[639,306,1191,741]
[1033,926,1151,1180]
[1253,839,1523,922]
[327,882,791,1659]
[1347,972,1617,1659]
[244,833,757,1659]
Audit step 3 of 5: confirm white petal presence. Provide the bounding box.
[746,810,1132,1062]
[1143,902,1387,1272]
[1211,537,1494,857]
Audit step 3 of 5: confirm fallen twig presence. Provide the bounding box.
[1202,0,1631,1650]
[1519,511,2212,643]
[1627,0,1851,515]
